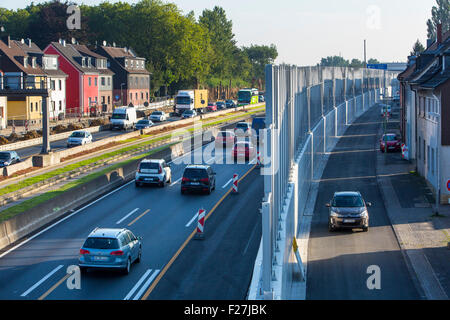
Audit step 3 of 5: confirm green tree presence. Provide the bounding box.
[320,56,349,67]
[367,58,380,64]
[426,0,450,39]
[410,39,425,56]
[242,44,278,82]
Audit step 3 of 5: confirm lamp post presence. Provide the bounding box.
[120,83,125,106]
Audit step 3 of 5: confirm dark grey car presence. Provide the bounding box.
[0,151,20,167]
[326,191,371,232]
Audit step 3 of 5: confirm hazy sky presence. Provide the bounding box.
[0,0,437,65]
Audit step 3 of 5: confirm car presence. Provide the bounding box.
[225,99,236,108]
[149,111,166,122]
[232,140,256,161]
[182,109,197,119]
[0,151,20,167]
[135,159,171,187]
[78,228,142,275]
[234,121,252,137]
[251,117,266,143]
[135,119,154,130]
[380,133,401,152]
[67,131,93,147]
[215,131,237,148]
[258,94,265,102]
[206,102,217,112]
[326,191,371,232]
[380,104,391,117]
[181,164,216,195]
[216,101,226,110]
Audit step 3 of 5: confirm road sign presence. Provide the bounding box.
[367,64,388,70]
[447,180,450,192]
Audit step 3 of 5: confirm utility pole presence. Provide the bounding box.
[364,39,367,68]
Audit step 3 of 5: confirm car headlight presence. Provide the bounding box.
[359,210,368,218]
[4,161,10,166]
[330,210,339,217]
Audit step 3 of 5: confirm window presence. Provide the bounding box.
[95,78,97,87]
[102,96,105,104]
[427,145,430,170]
[32,57,36,68]
[146,92,149,101]
[59,101,62,111]
[58,80,62,91]
[101,77,105,86]
[418,137,422,159]
[82,58,86,67]
[141,92,144,100]
[108,96,110,104]
[50,80,56,90]
[431,148,435,175]
[52,101,55,111]
[88,77,91,86]
[107,77,111,86]
[130,93,132,101]
[135,92,138,100]
[125,59,128,68]
[30,102,33,112]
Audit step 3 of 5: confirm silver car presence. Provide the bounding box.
[67,130,93,147]
[326,191,372,232]
[78,228,142,274]
[135,159,172,187]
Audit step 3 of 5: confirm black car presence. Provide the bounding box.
[216,101,226,110]
[326,191,371,232]
[181,165,216,195]
[225,100,236,108]
[0,151,21,167]
[135,119,154,130]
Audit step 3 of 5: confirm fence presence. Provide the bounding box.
[254,65,397,299]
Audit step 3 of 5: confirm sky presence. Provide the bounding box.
[0,0,438,65]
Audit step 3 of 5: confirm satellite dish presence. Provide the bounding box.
[0,26,5,32]
[103,40,107,46]
[71,37,76,44]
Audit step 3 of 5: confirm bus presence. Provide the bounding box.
[237,88,259,107]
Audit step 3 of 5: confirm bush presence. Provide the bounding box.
[23,130,41,139]
[0,136,9,145]
[89,118,108,127]
[7,132,21,142]
[67,123,84,131]
[52,124,68,134]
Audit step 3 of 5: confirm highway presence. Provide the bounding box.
[306,104,420,299]
[0,140,262,300]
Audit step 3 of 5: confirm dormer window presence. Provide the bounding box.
[88,57,92,67]
[23,57,28,68]
[32,57,37,68]
[82,57,86,67]
[125,59,128,68]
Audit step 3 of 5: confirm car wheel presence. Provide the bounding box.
[123,258,131,275]
[136,248,142,263]
[328,222,335,232]
[362,226,369,232]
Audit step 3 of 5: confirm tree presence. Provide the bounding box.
[320,56,349,67]
[411,39,425,56]
[367,58,380,64]
[349,58,364,68]
[426,0,450,39]
[242,44,278,82]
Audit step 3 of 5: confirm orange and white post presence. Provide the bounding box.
[194,209,206,240]
[232,174,238,194]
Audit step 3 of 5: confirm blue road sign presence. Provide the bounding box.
[367,64,388,70]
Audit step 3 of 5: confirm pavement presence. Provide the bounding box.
[375,104,450,299]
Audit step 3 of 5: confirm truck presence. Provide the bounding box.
[174,89,208,115]
[110,106,137,130]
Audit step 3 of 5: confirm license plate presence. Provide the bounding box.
[93,256,108,261]
[191,182,200,185]
[343,219,356,223]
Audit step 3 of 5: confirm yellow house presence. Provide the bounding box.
[7,95,43,125]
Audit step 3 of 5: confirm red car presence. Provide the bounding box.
[206,102,217,112]
[232,141,256,160]
[215,131,236,147]
[380,134,401,152]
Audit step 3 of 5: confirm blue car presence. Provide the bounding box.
[135,119,154,130]
[78,228,142,275]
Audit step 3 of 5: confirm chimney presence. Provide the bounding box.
[427,38,434,48]
[437,23,443,45]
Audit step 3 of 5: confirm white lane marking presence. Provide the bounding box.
[0,180,134,259]
[169,177,181,187]
[123,269,152,300]
[185,212,198,227]
[132,269,160,300]
[205,156,215,164]
[222,178,233,189]
[20,265,64,297]
[248,158,257,165]
[116,208,139,225]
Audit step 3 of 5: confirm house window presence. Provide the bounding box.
[59,80,62,91]
[135,92,138,100]
[107,77,111,86]
[418,137,422,159]
[88,77,92,86]
[30,102,33,112]
[95,78,98,87]
[59,101,62,111]
[146,92,149,101]
[130,93,132,101]
[141,92,144,100]
[431,148,435,175]
[125,60,128,68]
[82,58,86,67]
[101,77,105,86]
[50,80,56,90]
[108,96,110,104]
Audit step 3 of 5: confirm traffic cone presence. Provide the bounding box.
[232,173,238,194]
[194,209,206,240]
[256,151,262,167]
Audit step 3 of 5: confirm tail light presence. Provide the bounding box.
[110,250,124,256]
[182,177,190,182]
[200,178,209,183]
[137,164,141,173]
[80,249,90,255]
[158,166,162,174]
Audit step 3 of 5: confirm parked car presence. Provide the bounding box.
[225,99,236,108]
[182,109,197,119]
[181,164,216,195]
[135,119,153,130]
[78,228,142,275]
[380,133,401,152]
[234,121,252,137]
[216,101,226,110]
[0,151,20,167]
[326,191,371,232]
[149,111,167,122]
[206,102,217,112]
[135,159,171,187]
[232,141,256,161]
[67,131,93,147]
[215,131,237,148]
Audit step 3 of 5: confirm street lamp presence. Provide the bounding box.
[120,83,125,106]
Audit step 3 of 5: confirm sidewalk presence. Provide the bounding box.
[376,107,450,299]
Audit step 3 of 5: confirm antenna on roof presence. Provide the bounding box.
[103,40,107,46]
[113,42,116,47]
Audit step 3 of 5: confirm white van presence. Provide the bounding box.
[111,107,137,130]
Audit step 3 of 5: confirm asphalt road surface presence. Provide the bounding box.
[306,105,421,299]
[0,141,262,300]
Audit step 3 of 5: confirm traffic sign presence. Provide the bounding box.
[447,180,450,192]
[367,64,388,70]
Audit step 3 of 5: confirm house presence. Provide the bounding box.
[0,36,47,126]
[398,25,450,204]
[0,70,6,129]
[95,44,150,108]
[72,44,114,114]
[13,38,67,121]
[44,39,102,117]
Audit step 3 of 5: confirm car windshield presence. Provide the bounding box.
[184,168,208,179]
[152,112,162,115]
[236,123,248,129]
[83,237,120,249]
[332,195,364,208]
[139,162,160,170]
[176,97,191,105]
[238,91,251,102]
[137,120,149,124]
[0,153,11,160]
[383,135,397,141]
[184,110,193,114]
[112,113,126,119]
[70,132,85,138]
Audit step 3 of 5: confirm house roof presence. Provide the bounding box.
[0,39,46,75]
[99,45,150,75]
[418,68,450,89]
[50,41,99,74]
[73,44,114,76]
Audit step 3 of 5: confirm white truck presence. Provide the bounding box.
[175,89,208,115]
[111,107,137,130]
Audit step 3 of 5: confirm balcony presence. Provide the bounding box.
[0,74,50,97]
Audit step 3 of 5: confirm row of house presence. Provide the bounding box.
[398,25,450,205]
[0,37,151,128]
